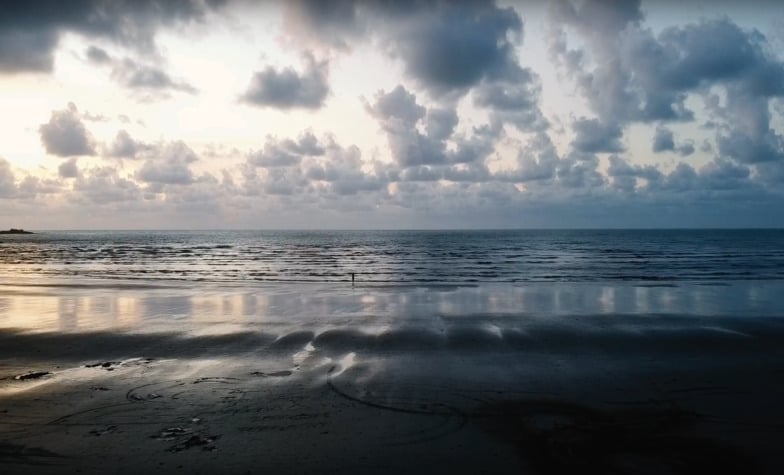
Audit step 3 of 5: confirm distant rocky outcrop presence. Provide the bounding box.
[0,228,33,234]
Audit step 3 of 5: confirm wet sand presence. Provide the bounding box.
[1,282,784,474]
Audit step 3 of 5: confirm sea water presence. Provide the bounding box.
[1,229,783,284]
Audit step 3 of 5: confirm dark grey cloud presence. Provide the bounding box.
[717,128,784,164]
[380,2,523,95]
[714,93,784,165]
[557,152,606,189]
[607,155,662,192]
[698,158,751,190]
[85,45,111,64]
[371,85,425,124]
[58,157,79,178]
[550,0,643,39]
[660,162,698,192]
[425,108,458,141]
[651,125,694,156]
[0,29,59,73]
[0,0,221,73]
[678,142,695,157]
[285,1,545,131]
[473,65,548,131]
[241,54,329,110]
[571,118,623,153]
[285,1,522,94]
[39,103,95,157]
[136,141,198,185]
[446,123,500,165]
[283,0,364,52]
[652,126,675,153]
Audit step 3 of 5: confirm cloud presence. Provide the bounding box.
[241,54,329,110]
[549,4,784,171]
[0,28,59,73]
[652,126,694,156]
[107,130,153,159]
[652,126,675,153]
[714,93,784,165]
[111,58,198,96]
[366,85,447,167]
[399,165,442,182]
[498,132,559,183]
[571,118,623,153]
[557,152,606,189]
[39,103,95,157]
[717,128,784,164]
[607,154,662,192]
[0,0,222,73]
[283,0,363,51]
[366,85,500,168]
[0,158,17,198]
[74,166,142,204]
[248,131,326,168]
[304,144,389,195]
[698,158,751,190]
[58,157,79,178]
[241,129,393,198]
[85,45,111,64]
[136,141,198,185]
[472,65,547,131]
[16,175,62,199]
[377,2,523,96]
[371,85,425,124]
[84,47,196,98]
[285,1,544,126]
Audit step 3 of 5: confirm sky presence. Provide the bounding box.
[1,0,784,229]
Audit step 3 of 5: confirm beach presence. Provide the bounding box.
[2,280,784,474]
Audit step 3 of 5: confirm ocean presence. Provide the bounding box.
[2,229,783,284]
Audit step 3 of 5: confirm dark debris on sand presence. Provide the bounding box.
[88,426,118,437]
[250,370,293,378]
[85,361,120,371]
[13,371,51,381]
[151,427,220,452]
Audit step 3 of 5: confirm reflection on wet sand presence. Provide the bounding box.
[1,281,782,334]
[1,281,784,474]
